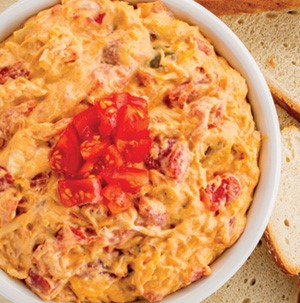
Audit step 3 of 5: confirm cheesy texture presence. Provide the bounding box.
[0,0,261,302]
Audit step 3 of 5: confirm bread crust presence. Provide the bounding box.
[196,0,300,15]
[264,126,300,276]
[269,83,300,123]
[264,227,299,275]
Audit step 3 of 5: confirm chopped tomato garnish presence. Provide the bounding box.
[77,158,105,178]
[58,177,102,207]
[73,106,100,141]
[96,100,118,137]
[94,13,106,24]
[103,92,147,111]
[50,92,152,213]
[103,167,149,193]
[80,136,110,160]
[200,174,241,211]
[96,93,149,138]
[102,144,125,168]
[116,104,149,140]
[116,138,152,163]
[49,124,82,177]
[102,184,133,214]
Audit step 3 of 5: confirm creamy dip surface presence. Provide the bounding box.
[0,0,261,302]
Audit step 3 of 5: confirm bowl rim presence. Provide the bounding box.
[0,0,281,303]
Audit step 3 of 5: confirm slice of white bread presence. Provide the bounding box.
[264,125,300,275]
[276,104,300,130]
[220,8,300,121]
[197,0,300,15]
[203,239,300,303]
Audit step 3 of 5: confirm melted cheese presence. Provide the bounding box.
[0,0,261,302]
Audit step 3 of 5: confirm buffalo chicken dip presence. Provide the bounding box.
[0,0,261,302]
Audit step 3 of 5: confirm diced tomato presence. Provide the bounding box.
[58,177,102,207]
[49,124,82,177]
[105,92,147,111]
[124,94,148,111]
[0,62,30,85]
[28,269,51,295]
[144,138,176,170]
[0,166,14,192]
[218,175,241,203]
[94,13,106,24]
[50,92,152,211]
[102,184,133,214]
[102,144,125,168]
[102,167,149,193]
[116,104,149,140]
[105,92,129,109]
[96,93,149,138]
[116,138,152,163]
[166,143,191,181]
[73,106,100,141]
[96,100,118,137]
[77,158,106,178]
[208,104,223,129]
[80,136,110,160]
[70,226,87,241]
[200,174,241,211]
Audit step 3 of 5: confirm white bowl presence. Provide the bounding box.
[0,1,281,303]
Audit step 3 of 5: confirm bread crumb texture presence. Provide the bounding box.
[221,9,300,114]
[203,239,299,303]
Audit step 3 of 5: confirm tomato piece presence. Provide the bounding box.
[104,92,147,110]
[166,143,191,181]
[102,167,149,193]
[73,106,100,141]
[28,269,51,295]
[58,177,102,207]
[116,104,150,140]
[96,100,118,137]
[102,144,125,168]
[94,13,106,24]
[200,174,241,211]
[96,93,148,137]
[216,174,241,203]
[0,62,30,85]
[70,226,87,241]
[77,158,106,178]
[80,136,110,160]
[102,184,133,214]
[49,124,82,177]
[0,166,14,192]
[116,138,152,163]
[208,104,223,129]
[105,92,129,109]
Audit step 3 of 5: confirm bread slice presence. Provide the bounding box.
[276,104,300,130]
[203,239,300,303]
[197,0,300,15]
[220,9,300,122]
[264,125,300,275]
